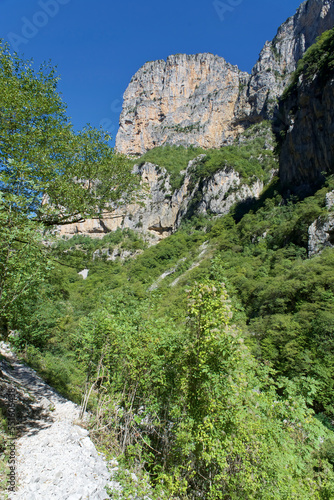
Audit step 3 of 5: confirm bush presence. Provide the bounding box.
[282,27,334,100]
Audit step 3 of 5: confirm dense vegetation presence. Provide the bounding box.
[5,172,333,498]
[1,36,334,499]
[134,121,277,190]
[0,40,136,339]
[0,41,136,497]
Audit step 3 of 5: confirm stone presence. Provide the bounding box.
[131,472,138,482]
[55,1,334,244]
[116,0,334,154]
[57,143,274,243]
[78,269,89,280]
[326,190,334,209]
[278,76,334,194]
[0,343,121,500]
[80,436,97,451]
[308,191,334,256]
[116,53,248,156]
[38,396,52,410]
[238,0,334,123]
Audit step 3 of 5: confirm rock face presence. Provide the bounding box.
[278,74,334,194]
[116,0,334,155]
[238,0,334,123]
[58,159,266,241]
[116,54,248,156]
[308,191,334,256]
[60,0,334,242]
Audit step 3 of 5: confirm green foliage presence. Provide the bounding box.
[134,144,206,190]
[22,345,85,404]
[191,124,277,186]
[57,275,334,499]
[208,183,334,414]
[133,121,277,192]
[7,179,334,498]
[0,42,137,226]
[53,229,148,271]
[25,177,334,423]
[161,281,334,499]
[0,205,51,336]
[0,43,138,334]
[3,41,334,498]
[282,28,334,100]
[70,292,185,478]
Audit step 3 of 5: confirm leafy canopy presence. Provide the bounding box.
[0,42,137,226]
[0,42,137,330]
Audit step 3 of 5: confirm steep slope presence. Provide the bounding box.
[35,179,334,499]
[57,160,265,241]
[237,0,334,122]
[277,28,334,194]
[58,123,276,240]
[116,53,248,156]
[279,75,334,193]
[308,190,334,255]
[116,0,334,155]
[60,0,334,241]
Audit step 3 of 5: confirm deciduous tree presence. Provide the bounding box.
[0,42,137,333]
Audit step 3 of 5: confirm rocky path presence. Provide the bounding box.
[0,343,121,500]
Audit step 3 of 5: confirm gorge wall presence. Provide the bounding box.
[278,74,334,194]
[57,158,266,241]
[115,54,248,156]
[60,0,334,241]
[116,0,334,156]
[238,0,334,122]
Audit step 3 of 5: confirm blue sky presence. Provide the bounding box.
[1,0,303,144]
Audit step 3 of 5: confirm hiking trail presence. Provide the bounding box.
[0,342,121,500]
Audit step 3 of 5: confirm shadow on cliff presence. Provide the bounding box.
[231,176,282,222]
[182,175,288,226]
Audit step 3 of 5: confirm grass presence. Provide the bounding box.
[133,143,206,190]
[282,28,334,100]
[22,346,86,405]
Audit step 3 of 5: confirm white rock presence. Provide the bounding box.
[0,343,121,500]
[78,269,89,280]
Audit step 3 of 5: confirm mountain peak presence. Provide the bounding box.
[116,0,334,156]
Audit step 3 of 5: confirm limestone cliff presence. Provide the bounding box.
[116,54,248,156]
[57,158,266,241]
[308,191,334,255]
[237,0,334,123]
[116,0,334,155]
[278,74,334,194]
[59,0,334,242]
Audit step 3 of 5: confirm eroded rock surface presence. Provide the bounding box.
[58,0,334,242]
[116,54,248,156]
[278,73,334,195]
[238,0,334,123]
[57,159,267,241]
[116,0,334,154]
[308,191,334,256]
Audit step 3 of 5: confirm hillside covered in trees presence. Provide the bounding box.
[1,7,334,500]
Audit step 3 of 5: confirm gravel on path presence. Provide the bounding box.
[0,342,121,500]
